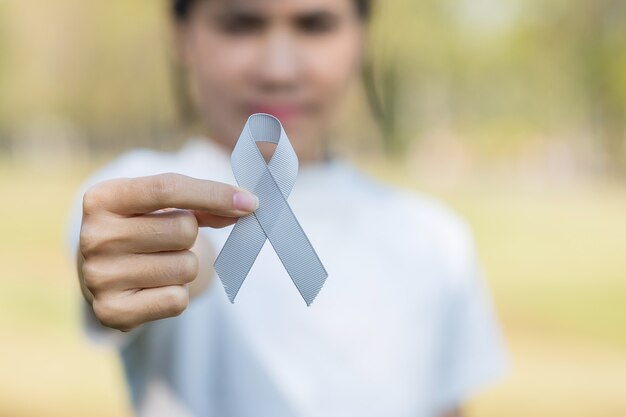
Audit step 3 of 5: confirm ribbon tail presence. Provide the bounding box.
[213,214,267,303]
[253,169,328,306]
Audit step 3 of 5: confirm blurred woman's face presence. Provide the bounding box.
[176,0,365,163]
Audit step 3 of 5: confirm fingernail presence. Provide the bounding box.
[233,190,259,211]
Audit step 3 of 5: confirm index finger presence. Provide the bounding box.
[86,173,258,217]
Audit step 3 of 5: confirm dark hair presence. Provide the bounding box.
[171,0,373,21]
[169,0,391,151]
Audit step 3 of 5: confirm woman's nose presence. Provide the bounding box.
[256,30,301,91]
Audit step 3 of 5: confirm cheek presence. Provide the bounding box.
[304,32,362,98]
[186,31,262,141]
[189,34,257,102]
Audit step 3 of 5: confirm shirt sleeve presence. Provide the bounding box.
[432,220,510,412]
[63,149,165,349]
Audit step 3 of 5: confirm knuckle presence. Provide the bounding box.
[79,222,99,257]
[173,211,198,248]
[83,258,121,292]
[178,251,199,283]
[81,260,105,292]
[80,221,124,256]
[82,179,118,214]
[82,186,102,215]
[150,173,181,201]
[161,286,188,317]
[92,297,131,331]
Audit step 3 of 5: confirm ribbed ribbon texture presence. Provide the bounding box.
[213,113,328,306]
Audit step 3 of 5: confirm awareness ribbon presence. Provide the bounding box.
[213,113,328,306]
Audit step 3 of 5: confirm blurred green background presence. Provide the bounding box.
[1,0,625,416]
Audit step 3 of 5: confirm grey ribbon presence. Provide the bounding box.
[213,113,328,306]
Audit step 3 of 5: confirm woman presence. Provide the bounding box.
[65,0,507,416]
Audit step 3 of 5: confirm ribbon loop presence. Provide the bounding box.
[213,113,328,306]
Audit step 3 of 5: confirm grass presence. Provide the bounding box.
[1,156,625,416]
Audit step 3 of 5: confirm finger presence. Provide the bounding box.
[83,251,199,293]
[93,285,189,331]
[87,173,258,217]
[152,208,239,228]
[191,210,240,228]
[88,209,199,254]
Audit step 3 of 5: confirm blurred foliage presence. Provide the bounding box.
[0,0,625,169]
[364,0,626,166]
[0,0,177,152]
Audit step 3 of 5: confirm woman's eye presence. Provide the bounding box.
[297,15,340,34]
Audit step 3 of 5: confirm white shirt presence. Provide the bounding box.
[65,138,508,417]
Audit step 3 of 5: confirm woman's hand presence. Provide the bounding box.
[77,172,258,332]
